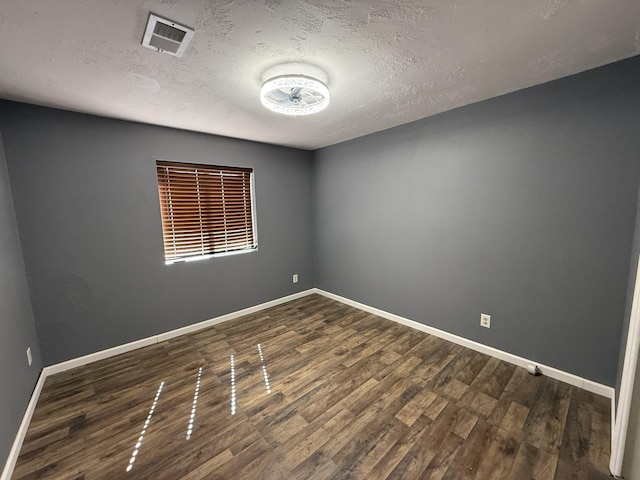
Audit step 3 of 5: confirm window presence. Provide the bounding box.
[156,161,257,263]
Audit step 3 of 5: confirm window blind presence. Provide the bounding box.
[156,161,256,262]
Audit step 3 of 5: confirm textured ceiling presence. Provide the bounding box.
[0,0,639,150]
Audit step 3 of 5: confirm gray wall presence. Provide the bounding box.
[0,129,42,468]
[314,56,640,386]
[0,102,315,365]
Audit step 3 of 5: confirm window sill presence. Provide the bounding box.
[164,247,258,265]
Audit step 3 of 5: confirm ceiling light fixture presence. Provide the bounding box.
[260,75,330,116]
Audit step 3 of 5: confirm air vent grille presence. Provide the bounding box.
[142,14,194,57]
[153,22,186,43]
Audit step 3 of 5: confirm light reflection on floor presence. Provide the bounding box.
[126,381,164,473]
[257,343,272,394]
[230,354,237,415]
[124,344,274,471]
[186,367,203,440]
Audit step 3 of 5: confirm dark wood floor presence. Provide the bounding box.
[12,294,611,479]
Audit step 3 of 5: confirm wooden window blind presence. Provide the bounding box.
[156,161,256,263]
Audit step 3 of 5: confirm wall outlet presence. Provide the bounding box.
[480,314,491,328]
[26,347,33,366]
[292,274,298,284]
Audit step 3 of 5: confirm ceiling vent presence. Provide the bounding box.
[142,14,194,57]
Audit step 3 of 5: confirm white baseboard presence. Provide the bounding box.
[1,371,47,480]
[3,287,616,479]
[1,288,315,479]
[46,289,316,375]
[44,336,159,377]
[314,288,614,399]
[315,286,615,469]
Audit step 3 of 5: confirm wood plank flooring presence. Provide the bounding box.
[11,294,612,479]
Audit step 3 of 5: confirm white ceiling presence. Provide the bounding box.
[0,1,638,150]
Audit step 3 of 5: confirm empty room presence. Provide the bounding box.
[2,1,640,479]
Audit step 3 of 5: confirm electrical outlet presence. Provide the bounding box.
[480,314,491,328]
[26,347,33,366]
[292,274,298,284]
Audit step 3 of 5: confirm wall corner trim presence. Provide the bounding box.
[609,254,640,477]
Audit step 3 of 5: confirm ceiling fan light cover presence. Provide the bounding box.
[260,75,330,116]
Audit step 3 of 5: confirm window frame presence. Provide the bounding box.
[155,160,258,265]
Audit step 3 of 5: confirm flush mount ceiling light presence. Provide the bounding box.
[260,75,330,116]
